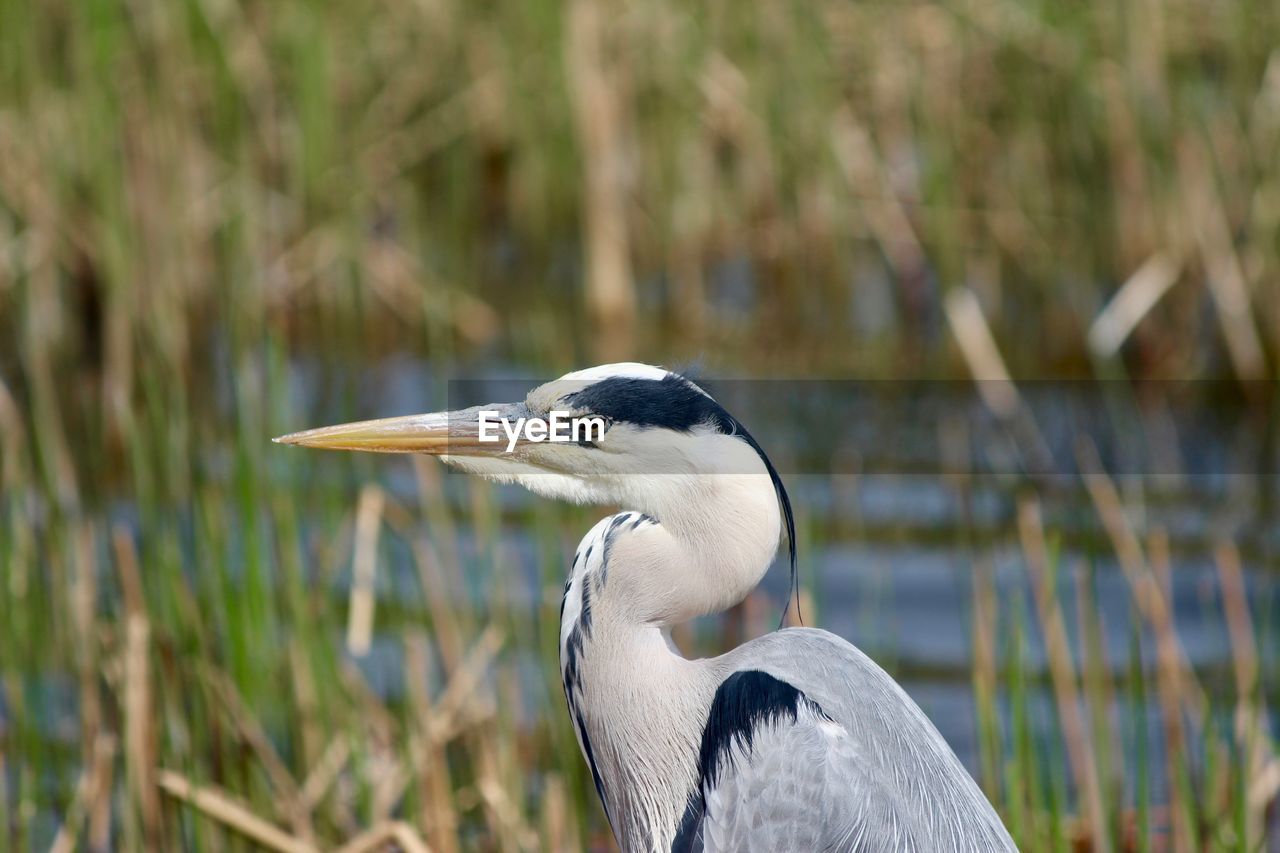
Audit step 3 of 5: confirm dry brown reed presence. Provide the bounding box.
[113,528,161,850]
[1087,254,1182,360]
[567,0,637,362]
[347,485,387,658]
[157,771,318,853]
[1018,497,1109,852]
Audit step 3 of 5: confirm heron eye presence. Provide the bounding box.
[574,414,611,447]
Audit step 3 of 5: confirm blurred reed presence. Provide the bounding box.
[1,0,1277,849]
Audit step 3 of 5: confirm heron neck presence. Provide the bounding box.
[559,473,781,847]
[570,616,719,851]
[642,472,782,621]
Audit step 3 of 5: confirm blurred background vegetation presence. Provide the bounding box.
[1,0,1278,849]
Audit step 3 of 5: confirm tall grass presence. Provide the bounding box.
[1,0,1278,849]
[2,0,1278,384]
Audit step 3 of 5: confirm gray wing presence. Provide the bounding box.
[692,689,885,852]
[687,628,1016,853]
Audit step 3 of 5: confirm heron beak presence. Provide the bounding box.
[273,404,515,455]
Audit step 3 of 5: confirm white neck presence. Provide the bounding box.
[619,468,782,623]
[559,472,782,850]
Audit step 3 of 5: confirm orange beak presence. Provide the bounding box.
[273,405,514,455]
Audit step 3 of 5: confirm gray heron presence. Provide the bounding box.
[277,363,1016,852]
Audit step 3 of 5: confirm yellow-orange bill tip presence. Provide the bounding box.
[270,411,487,454]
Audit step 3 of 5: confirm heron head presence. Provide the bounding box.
[275,362,795,561]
